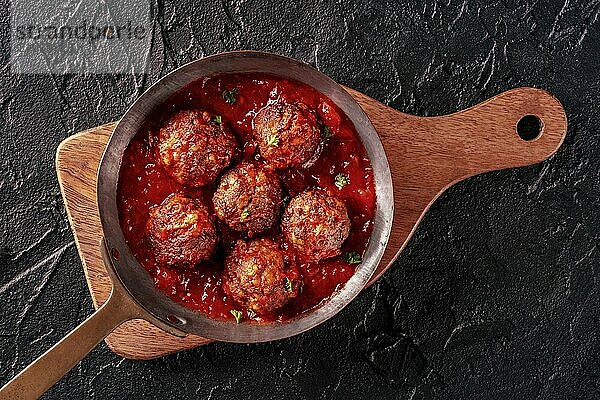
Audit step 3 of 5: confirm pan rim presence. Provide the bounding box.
[97,50,394,342]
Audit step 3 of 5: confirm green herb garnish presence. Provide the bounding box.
[321,125,333,139]
[343,252,362,265]
[247,308,257,319]
[335,173,349,190]
[211,115,222,124]
[266,133,280,147]
[230,309,243,323]
[284,277,293,293]
[240,208,250,221]
[222,88,238,104]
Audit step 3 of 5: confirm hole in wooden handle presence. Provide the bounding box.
[517,114,543,141]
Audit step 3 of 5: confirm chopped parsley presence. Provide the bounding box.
[266,133,280,147]
[247,308,257,319]
[230,309,243,323]
[343,252,362,265]
[335,173,349,190]
[222,88,238,104]
[321,125,333,139]
[284,277,293,293]
[240,208,250,221]
[211,115,222,124]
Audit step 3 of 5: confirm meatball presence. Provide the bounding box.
[223,238,300,314]
[213,162,282,234]
[281,190,351,262]
[253,103,322,169]
[145,193,217,268]
[157,110,237,187]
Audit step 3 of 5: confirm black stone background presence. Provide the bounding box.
[1,0,600,398]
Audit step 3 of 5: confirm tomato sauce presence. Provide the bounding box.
[117,73,376,323]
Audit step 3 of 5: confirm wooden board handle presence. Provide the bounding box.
[348,87,568,280]
[411,87,567,178]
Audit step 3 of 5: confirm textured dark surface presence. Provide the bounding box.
[1,0,599,398]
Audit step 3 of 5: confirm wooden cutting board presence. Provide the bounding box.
[56,87,567,360]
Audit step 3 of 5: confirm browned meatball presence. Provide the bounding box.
[253,103,322,169]
[145,193,217,268]
[157,110,237,187]
[212,162,282,234]
[223,238,300,314]
[281,190,351,262]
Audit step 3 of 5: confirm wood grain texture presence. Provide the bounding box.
[55,87,567,360]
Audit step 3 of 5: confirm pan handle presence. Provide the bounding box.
[0,285,137,400]
[0,270,140,400]
[0,238,187,399]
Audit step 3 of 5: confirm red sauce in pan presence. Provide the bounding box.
[117,73,376,322]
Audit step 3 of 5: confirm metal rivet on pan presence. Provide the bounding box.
[166,314,186,325]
